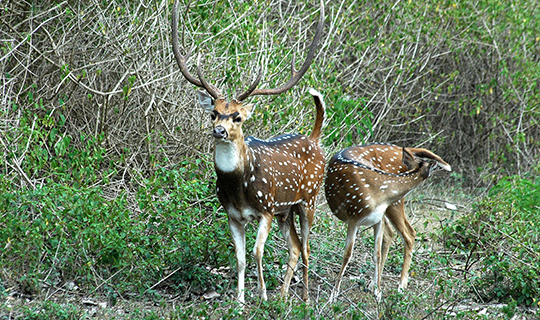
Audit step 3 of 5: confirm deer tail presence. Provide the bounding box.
[308,88,325,141]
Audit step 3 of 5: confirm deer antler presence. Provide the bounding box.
[172,0,322,101]
[171,0,223,99]
[236,1,325,101]
[196,54,223,99]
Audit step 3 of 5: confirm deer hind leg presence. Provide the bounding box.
[277,207,301,298]
[369,220,384,302]
[297,203,315,301]
[385,200,416,291]
[253,214,273,301]
[380,215,395,278]
[228,217,247,304]
[330,217,359,302]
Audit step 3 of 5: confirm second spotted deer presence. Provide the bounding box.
[325,143,451,301]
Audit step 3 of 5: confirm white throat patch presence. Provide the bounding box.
[215,141,240,172]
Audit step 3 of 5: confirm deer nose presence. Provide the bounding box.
[213,125,228,139]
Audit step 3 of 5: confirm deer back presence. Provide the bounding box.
[325,143,450,222]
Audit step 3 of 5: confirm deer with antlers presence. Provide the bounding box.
[325,143,451,301]
[171,0,325,303]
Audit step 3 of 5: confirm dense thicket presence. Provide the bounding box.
[2,0,539,190]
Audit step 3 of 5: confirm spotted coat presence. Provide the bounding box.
[325,142,451,302]
[325,143,442,223]
[216,134,324,223]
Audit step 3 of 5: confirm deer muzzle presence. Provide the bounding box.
[213,125,228,139]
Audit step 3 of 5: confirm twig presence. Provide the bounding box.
[481,221,539,259]
[93,265,129,292]
[0,135,35,189]
[147,265,184,292]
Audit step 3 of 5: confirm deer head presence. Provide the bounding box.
[172,0,323,145]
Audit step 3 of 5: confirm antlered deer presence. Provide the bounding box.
[325,143,451,301]
[171,0,325,303]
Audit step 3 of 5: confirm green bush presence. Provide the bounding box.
[0,163,229,295]
[323,95,373,150]
[1,0,540,317]
[442,176,540,306]
[0,107,231,295]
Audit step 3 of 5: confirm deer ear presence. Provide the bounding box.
[409,148,452,172]
[242,103,255,120]
[198,90,214,113]
[402,147,417,171]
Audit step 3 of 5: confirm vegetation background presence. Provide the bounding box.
[1,0,539,318]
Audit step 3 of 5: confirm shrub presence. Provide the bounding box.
[0,163,230,295]
[442,176,540,306]
[0,107,231,295]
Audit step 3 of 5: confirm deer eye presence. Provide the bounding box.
[210,113,217,121]
[233,116,242,123]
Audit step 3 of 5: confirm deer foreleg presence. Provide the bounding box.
[228,217,246,304]
[253,214,272,300]
[380,215,395,276]
[371,220,384,302]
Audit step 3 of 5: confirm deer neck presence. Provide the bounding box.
[214,137,248,174]
[214,137,254,211]
[386,164,430,199]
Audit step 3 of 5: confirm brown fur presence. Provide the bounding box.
[326,143,450,301]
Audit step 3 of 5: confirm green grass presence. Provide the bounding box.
[0,156,230,297]
[2,173,539,319]
[441,176,540,307]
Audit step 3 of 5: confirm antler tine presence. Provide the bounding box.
[237,0,324,100]
[236,67,263,101]
[197,54,223,99]
[172,0,223,99]
[172,0,202,87]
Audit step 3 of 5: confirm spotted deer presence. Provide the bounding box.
[171,0,325,303]
[325,143,451,301]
